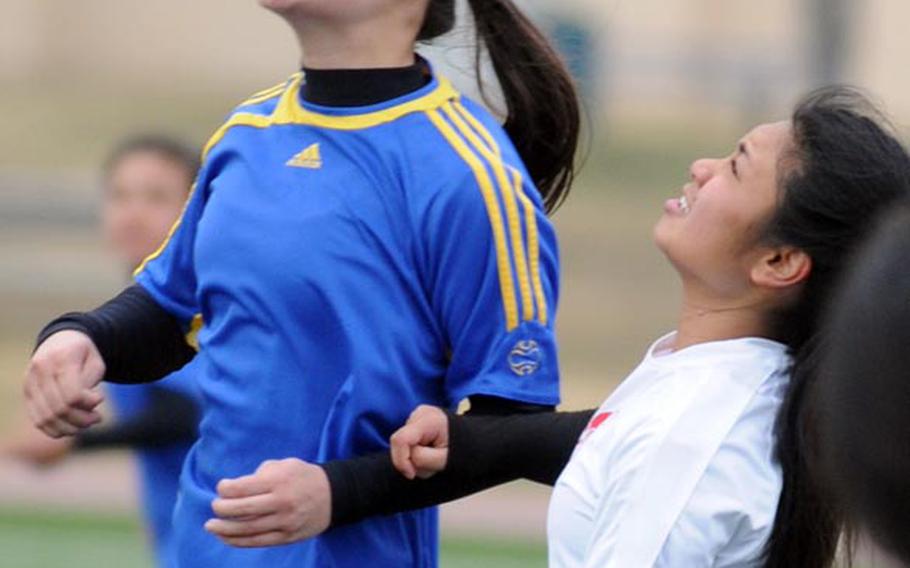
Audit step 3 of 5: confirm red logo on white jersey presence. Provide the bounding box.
[577,411,613,445]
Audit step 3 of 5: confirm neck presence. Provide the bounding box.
[672,284,769,352]
[290,17,418,70]
[301,61,429,107]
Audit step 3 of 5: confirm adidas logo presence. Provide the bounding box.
[286,143,323,169]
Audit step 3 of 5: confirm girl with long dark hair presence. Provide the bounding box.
[21,1,581,566]
[403,88,910,568]
[226,87,910,568]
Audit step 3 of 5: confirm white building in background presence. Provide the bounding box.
[1,0,908,125]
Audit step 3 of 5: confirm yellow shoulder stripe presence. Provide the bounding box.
[443,102,534,324]
[453,102,500,159]
[451,101,548,326]
[202,113,272,160]
[426,108,520,331]
[238,72,303,107]
[249,77,293,99]
[202,74,460,162]
[509,167,548,325]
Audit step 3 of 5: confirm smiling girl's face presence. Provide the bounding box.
[654,121,794,301]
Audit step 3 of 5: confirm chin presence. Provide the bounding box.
[258,0,298,13]
[653,220,691,277]
[652,217,673,254]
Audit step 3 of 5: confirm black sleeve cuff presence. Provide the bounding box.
[35,285,196,384]
[35,318,93,353]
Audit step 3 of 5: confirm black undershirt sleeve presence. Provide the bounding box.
[74,387,199,450]
[466,394,556,417]
[35,285,196,384]
[322,396,595,527]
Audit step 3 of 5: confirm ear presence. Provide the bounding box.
[750,246,812,290]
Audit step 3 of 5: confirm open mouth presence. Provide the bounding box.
[664,184,695,217]
[679,195,691,214]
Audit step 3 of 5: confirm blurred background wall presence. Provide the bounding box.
[0,1,906,566]
[3,0,910,119]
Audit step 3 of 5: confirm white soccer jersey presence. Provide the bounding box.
[547,332,791,567]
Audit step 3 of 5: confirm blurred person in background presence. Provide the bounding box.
[3,135,202,568]
[19,0,582,566]
[212,88,910,568]
[817,205,910,567]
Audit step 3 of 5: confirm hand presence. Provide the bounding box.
[390,405,450,480]
[205,458,331,548]
[23,330,106,438]
[2,425,75,467]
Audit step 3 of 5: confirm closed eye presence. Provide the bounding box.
[730,142,748,180]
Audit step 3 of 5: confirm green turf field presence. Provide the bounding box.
[0,508,547,568]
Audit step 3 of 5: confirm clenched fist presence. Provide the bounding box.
[23,330,106,438]
[390,405,450,480]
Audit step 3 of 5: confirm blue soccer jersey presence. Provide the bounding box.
[134,64,561,567]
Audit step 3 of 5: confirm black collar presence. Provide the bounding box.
[301,58,431,108]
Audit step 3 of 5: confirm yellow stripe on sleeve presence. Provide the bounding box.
[185,313,204,350]
[447,102,535,324]
[444,103,533,323]
[426,109,520,331]
[510,167,548,325]
[453,102,500,158]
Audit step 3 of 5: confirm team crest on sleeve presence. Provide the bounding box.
[508,340,542,376]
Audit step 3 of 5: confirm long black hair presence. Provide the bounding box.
[762,87,910,568]
[419,0,581,213]
[817,205,910,565]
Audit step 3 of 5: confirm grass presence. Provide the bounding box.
[0,508,546,568]
[0,508,152,568]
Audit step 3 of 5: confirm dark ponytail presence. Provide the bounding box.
[762,87,910,568]
[419,0,581,212]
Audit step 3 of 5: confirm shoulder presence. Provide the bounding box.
[578,356,783,495]
[234,72,304,115]
[662,379,784,562]
[199,72,304,162]
[407,91,545,218]
[680,356,786,514]
[706,376,785,509]
[410,93,522,174]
